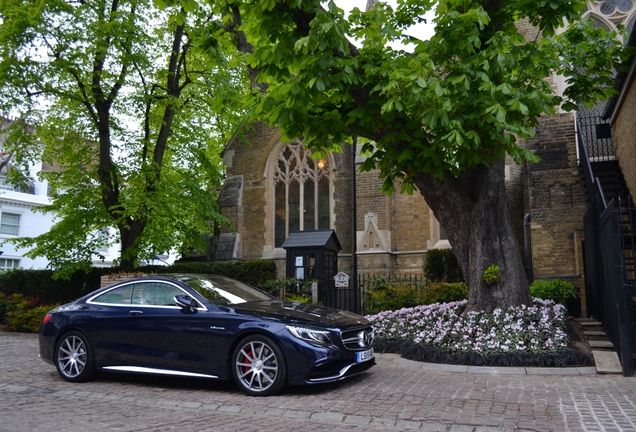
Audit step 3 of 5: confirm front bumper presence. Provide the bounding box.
[304,356,376,383]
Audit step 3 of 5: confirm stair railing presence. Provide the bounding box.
[577,121,607,209]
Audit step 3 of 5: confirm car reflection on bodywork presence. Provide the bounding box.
[38,274,375,396]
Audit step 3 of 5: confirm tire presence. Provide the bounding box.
[55,331,95,382]
[231,335,287,396]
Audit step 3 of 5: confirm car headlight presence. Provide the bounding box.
[286,325,332,346]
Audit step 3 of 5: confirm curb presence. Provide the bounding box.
[376,352,598,375]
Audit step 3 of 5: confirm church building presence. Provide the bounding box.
[214,2,636,321]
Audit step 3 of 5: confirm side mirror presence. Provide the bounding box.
[174,295,198,311]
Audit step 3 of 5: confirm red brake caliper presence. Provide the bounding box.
[244,350,253,376]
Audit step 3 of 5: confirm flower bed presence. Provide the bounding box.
[367,298,593,367]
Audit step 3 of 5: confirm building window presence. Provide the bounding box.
[0,212,20,236]
[273,142,331,247]
[96,229,109,253]
[0,176,16,191]
[0,258,20,271]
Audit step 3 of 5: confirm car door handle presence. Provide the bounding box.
[129,310,143,316]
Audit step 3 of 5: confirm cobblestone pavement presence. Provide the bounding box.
[1,332,635,432]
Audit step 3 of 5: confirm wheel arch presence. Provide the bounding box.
[225,328,289,379]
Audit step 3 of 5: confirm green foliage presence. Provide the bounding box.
[216,0,632,312]
[228,0,630,189]
[0,0,249,271]
[421,282,469,305]
[168,260,277,288]
[483,265,501,285]
[0,268,101,304]
[530,279,579,305]
[285,293,313,304]
[423,249,463,283]
[259,278,315,302]
[0,260,277,305]
[364,276,468,315]
[365,277,425,314]
[0,292,8,323]
[0,292,60,333]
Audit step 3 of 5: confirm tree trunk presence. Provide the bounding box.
[414,159,532,313]
[118,219,147,267]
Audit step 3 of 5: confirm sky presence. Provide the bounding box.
[334,0,437,47]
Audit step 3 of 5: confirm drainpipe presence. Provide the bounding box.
[351,138,358,313]
[523,213,533,283]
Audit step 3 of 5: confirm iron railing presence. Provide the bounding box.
[578,110,615,162]
[577,119,607,208]
[318,273,426,316]
[578,119,635,376]
[596,201,635,376]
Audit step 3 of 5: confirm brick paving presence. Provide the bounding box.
[1,332,635,431]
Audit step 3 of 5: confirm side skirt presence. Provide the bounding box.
[102,365,218,379]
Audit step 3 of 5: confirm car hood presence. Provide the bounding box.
[228,300,370,328]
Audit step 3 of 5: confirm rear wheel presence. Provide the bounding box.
[55,331,95,382]
[232,335,287,396]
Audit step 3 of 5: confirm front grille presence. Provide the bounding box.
[341,326,374,350]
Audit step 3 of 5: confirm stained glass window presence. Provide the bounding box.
[598,0,633,15]
[273,142,331,247]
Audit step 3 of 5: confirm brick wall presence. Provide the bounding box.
[517,113,586,309]
[614,76,636,198]
[221,111,588,308]
[220,123,432,277]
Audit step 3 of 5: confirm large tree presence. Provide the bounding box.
[0,0,247,273]
[219,0,630,312]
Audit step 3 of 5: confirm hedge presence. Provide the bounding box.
[0,260,277,305]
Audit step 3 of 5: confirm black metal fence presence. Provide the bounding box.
[578,110,615,162]
[579,121,636,376]
[585,200,636,376]
[319,273,426,315]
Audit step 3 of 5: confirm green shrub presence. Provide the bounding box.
[530,279,579,305]
[0,268,101,304]
[0,291,8,324]
[285,293,312,303]
[8,304,59,333]
[364,276,427,314]
[421,282,469,304]
[423,249,463,283]
[483,265,501,285]
[364,276,469,315]
[259,278,315,302]
[0,260,278,307]
[167,260,277,287]
[0,292,60,333]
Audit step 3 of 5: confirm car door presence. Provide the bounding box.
[118,281,210,372]
[85,284,137,364]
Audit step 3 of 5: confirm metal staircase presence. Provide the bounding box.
[577,114,636,376]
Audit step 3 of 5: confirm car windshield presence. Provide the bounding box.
[179,275,275,305]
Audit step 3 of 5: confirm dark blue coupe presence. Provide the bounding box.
[38,274,375,396]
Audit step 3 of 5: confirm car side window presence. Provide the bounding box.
[131,282,183,306]
[93,285,134,304]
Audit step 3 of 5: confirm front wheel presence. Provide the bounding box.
[232,335,287,396]
[55,331,95,382]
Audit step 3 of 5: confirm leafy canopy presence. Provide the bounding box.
[0,0,249,274]
[220,0,631,193]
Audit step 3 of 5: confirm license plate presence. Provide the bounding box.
[356,348,374,363]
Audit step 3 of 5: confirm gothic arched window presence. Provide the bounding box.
[273,142,331,247]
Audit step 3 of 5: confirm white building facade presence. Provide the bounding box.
[0,158,53,270]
